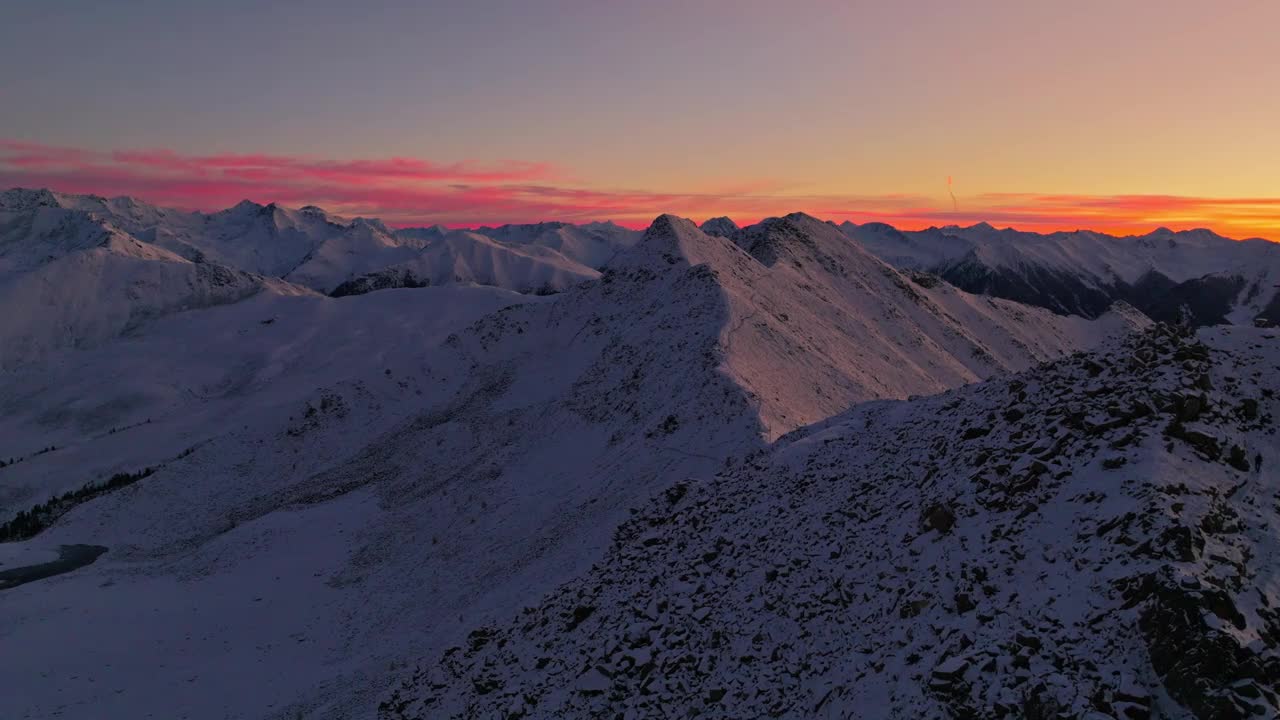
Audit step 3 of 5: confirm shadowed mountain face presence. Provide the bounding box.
[843,220,1280,327]
[932,251,1119,317]
[698,216,740,238]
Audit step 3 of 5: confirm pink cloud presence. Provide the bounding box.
[1,139,1277,239]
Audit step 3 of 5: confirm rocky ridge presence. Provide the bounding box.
[383,324,1279,719]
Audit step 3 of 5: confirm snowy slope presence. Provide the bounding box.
[385,323,1280,720]
[707,213,1148,434]
[471,221,640,270]
[0,197,307,369]
[0,213,1142,720]
[331,230,601,297]
[324,222,639,297]
[0,283,548,720]
[0,285,535,516]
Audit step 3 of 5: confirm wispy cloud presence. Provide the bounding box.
[2,140,1276,239]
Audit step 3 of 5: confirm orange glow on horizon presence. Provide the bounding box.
[2,140,1276,242]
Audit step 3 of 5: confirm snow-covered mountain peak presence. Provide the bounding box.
[614,214,744,273]
[349,216,393,234]
[636,213,706,251]
[228,198,264,214]
[732,212,853,268]
[644,212,699,237]
[698,216,739,238]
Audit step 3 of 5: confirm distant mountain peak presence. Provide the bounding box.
[480,220,570,233]
[859,221,898,232]
[645,213,698,235]
[699,216,739,238]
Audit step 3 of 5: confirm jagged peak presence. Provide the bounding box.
[603,213,741,273]
[0,187,60,211]
[643,213,701,241]
[349,216,392,234]
[733,212,846,267]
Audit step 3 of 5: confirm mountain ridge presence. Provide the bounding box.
[384,323,1280,719]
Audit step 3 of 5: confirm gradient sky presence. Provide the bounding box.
[2,0,1278,237]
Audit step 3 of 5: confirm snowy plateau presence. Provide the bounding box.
[0,188,1277,720]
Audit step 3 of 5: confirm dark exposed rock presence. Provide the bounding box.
[922,503,957,534]
[1240,398,1259,420]
[1226,445,1250,472]
[1132,572,1271,720]
[1156,525,1204,562]
[1178,394,1205,422]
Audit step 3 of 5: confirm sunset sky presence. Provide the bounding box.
[2,0,1277,237]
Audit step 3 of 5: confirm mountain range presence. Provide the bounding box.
[0,188,1276,720]
[844,220,1280,326]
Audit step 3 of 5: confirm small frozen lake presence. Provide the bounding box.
[0,544,108,591]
